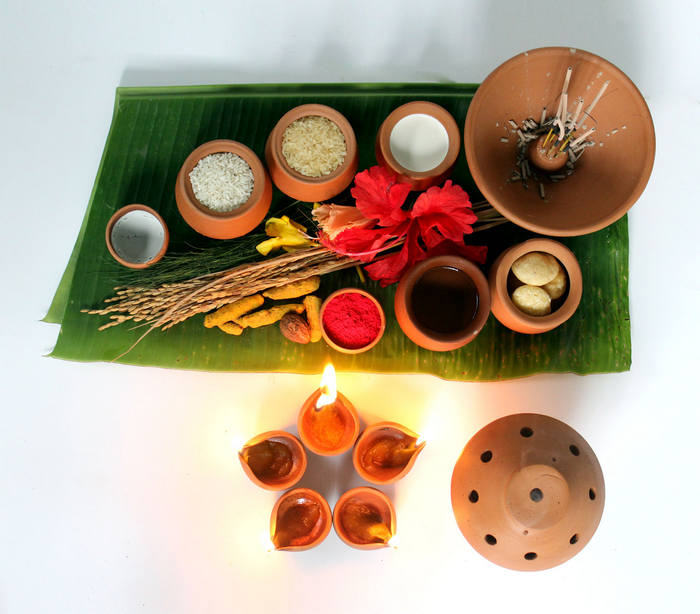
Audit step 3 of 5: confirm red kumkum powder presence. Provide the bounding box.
[322,292,382,349]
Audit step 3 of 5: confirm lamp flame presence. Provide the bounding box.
[260,531,276,553]
[316,363,337,409]
[415,434,426,447]
[387,534,400,550]
[231,435,246,455]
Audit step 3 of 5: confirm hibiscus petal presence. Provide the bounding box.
[312,204,374,240]
[321,222,409,262]
[351,166,411,226]
[364,223,424,286]
[412,180,473,217]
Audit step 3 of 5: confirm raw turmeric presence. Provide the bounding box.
[235,304,305,329]
[217,322,243,336]
[303,295,322,342]
[262,276,321,300]
[203,294,264,328]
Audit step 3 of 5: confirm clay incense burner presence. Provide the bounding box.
[270,487,332,551]
[297,389,361,456]
[238,431,307,491]
[333,487,396,550]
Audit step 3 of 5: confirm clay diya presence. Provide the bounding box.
[175,139,272,239]
[320,288,386,354]
[376,101,460,190]
[464,46,655,236]
[264,104,358,202]
[353,422,425,484]
[451,413,605,571]
[238,431,307,491]
[105,204,169,269]
[270,487,332,551]
[333,487,397,550]
[297,364,361,456]
[489,238,582,334]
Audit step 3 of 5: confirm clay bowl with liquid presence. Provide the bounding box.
[238,431,307,491]
[297,390,361,456]
[105,204,169,269]
[451,413,605,571]
[333,487,397,550]
[394,255,491,351]
[353,422,426,485]
[464,46,655,236]
[270,487,333,551]
[489,238,582,334]
[264,104,358,202]
[175,139,272,239]
[376,101,461,191]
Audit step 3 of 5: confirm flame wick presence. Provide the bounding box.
[387,534,399,550]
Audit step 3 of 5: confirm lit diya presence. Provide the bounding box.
[238,431,307,491]
[297,363,361,456]
[270,487,332,551]
[333,487,397,550]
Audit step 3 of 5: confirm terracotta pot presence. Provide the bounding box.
[464,46,655,236]
[175,139,272,239]
[238,431,307,491]
[394,255,491,351]
[297,389,360,456]
[320,288,386,354]
[376,101,460,190]
[489,238,582,334]
[105,204,169,269]
[264,104,358,202]
[270,487,332,551]
[353,421,426,484]
[451,413,605,571]
[333,487,396,550]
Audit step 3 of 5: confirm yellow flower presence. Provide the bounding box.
[255,216,317,256]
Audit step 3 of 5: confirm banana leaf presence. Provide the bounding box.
[45,83,630,380]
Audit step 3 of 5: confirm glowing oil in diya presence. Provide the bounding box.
[270,487,332,551]
[333,487,397,550]
[238,432,306,490]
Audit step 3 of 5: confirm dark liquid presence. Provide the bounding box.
[409,266,479,335]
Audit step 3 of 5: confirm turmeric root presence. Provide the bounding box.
[217,322,243,336]
[303,295,322,342]
[204,294,264,328]
[262,276,321,300]
[235,304,304,329]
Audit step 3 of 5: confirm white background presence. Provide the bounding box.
[1,1,699,612]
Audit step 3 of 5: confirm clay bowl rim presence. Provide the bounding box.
[491,238,582,333]
[394,255,491,351]
[333,486,397,550]
[238,430,307,491]
[270,487,333,551]
[320,288,386,354]
[105,203,169,269]
[296,389,361,457]
[376,100,461,182]
[352,421,426,485]
[464,45,656,236]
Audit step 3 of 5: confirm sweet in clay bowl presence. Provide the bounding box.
[451,413,605,571]
[333,487,396,550]
[465,46,655,236]
[238,431,307,491]
[270,487,332,551]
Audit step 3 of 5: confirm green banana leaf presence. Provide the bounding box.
[45,83,630,380]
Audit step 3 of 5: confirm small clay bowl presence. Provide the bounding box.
[489,238,582,334]
[175,139,272,239]
[333,487,397,550]
[105,204,169,269]
[238,431,307,491]
[353,421,426,485]
[270,487,332,551]
[451,413,605,571]
[394,255,491,351]
[264,104,358,202]
[297,389,361,456]
[320,288,386,354]
[376,101,461,191]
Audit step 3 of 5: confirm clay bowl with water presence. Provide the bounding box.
[270,487,333,551]
[105,204,169,269]
[238,431,307,491]
[333,487,396,550]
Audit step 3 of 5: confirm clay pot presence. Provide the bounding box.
[105,204,169,269]
[238,431,307,491]
[333,487,396,550]
[489,238,582,334]
[320,288,386,354]
[297,390,360,456]
[464,46,655,236]
[270,487,332,551]
[175,139,272,239]
[376,101,460,190]
[264,104,358,202]
[451,413,605,571]
[394,255,491,351]
[353,422,426,484]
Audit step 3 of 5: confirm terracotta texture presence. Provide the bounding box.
[238,431,307,491]
[105,204,169,269]
[451,413,605,571]
[464,46,655,236]
[333,487,396,550]
[352,422,425,485]
[394,255,491,351]
[376,101,461,191]
[489,238,582,334]
[264,104,358,202]
[297,390,361,456]
[270,487,332,551]
[175,139,272,239]
[320,288,386,354]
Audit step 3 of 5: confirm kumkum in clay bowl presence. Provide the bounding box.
[320,288,386,354]
[270,487,333,551]
[175,139,272,239]
[105,204,169,269]
[264,104,358,202]
[376,101,461,191]
[333,487,397,550]
[238,431,307,491]
[489,238,582,334]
